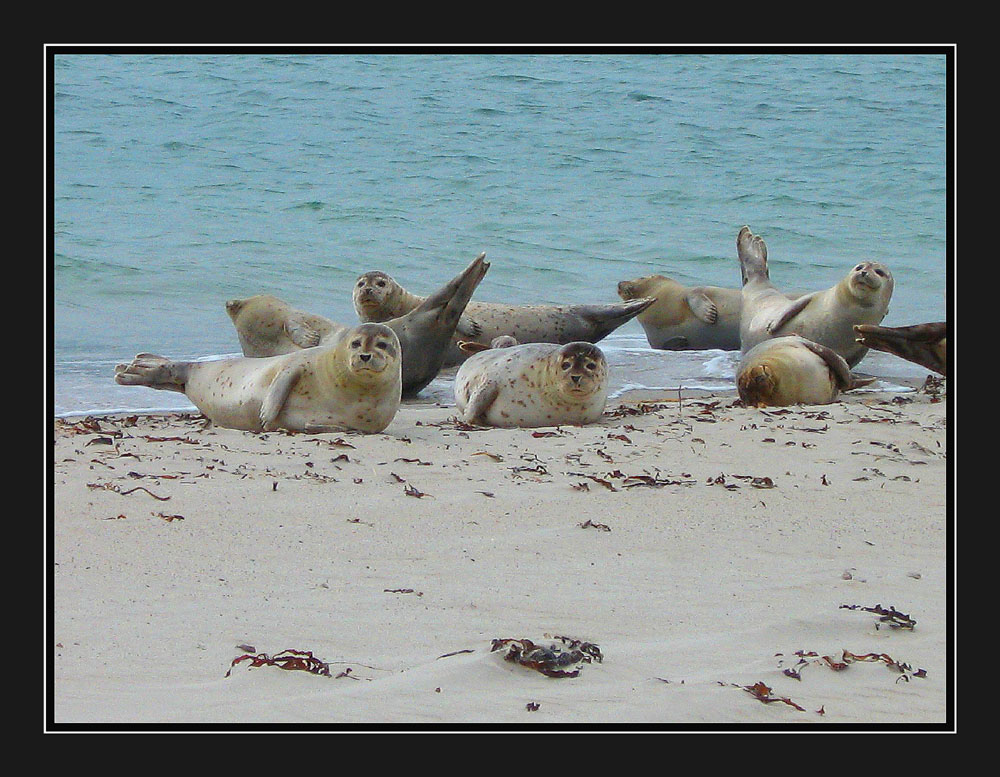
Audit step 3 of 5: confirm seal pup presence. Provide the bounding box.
[854,322,947,376]
[229,253,490,397]
[354,268,654,365]
[736,225,893,367]
[617,274,743,350]
[737,334,872,407]
[454,341,609,428]
[114,323,402,434]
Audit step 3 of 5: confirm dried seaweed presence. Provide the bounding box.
[225,648,331,678]
[491,635,603,678]
[403,483,432,498]
[781,648,927,682]
[721,680,807,712]
[840,603,916,630]
[579,519,611,532]
[86,482,171,501]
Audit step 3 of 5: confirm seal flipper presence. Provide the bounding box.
[577,297,656,341]
[284,316,323,349]
[854,322,947,376]
[463,378,500,425]
[114,353,189,393]
[455,314,484,339]
[797,338,853,392]
[737,225,769,285]
[686,289,719,324]
[417,252,490,329]
[766,292,818,335]
[259,364,304,431]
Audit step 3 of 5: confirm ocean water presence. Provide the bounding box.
[50,50,951,417]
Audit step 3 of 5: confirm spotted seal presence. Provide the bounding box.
[114,323,402,433]
[454,341,609,428]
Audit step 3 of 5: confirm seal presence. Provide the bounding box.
[736,225,894,367]
[228,253,490,397]
[617,274,743,350]
[225,294,347,357]
[114,323,402,434]
[854,322,947,377]
[737,334,871,407]
[354,269,654,365]
[454,341,609,428]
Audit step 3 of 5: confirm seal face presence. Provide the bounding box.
[736,226,894,367]
[114,323,403,434]
[454,341,609,428]
[737,335,853,407]
[354,268,653,366]
[618,274,743,350]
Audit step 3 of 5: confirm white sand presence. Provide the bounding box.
[50,385,951,728]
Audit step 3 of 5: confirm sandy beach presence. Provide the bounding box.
[49,381,951,729]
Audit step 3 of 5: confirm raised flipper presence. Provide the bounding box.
[259,364,304,431]
[854,322,947,377]
[415,252,489,327]
[114,353,189,393]
[737,225,769,285]
[798,338,853,391]
[686,289,719,324]
[463,378,501,425]
[577,297,656,341]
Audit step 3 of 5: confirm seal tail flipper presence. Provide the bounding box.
[737,225,769,285]
[854,322,947,377]
[114,353,189,393]
[414,252,490,332]
[847,372,878,392]
[577,297,656,341]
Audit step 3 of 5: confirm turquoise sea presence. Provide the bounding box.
[50,50,951,416]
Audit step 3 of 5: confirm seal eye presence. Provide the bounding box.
[854,264,864,271]
[586,362,596,371]
[375,341,389,350]
[377,280,386,288]
[357,280,364,288]
[351,339,362,348]
[875,268,886,277]
[562,361,572,370]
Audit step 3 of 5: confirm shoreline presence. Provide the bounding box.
[50,383,951,727]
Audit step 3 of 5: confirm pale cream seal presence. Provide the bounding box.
[737,225,893,367]
[617,274,743,350]
[737,334,872,407]
[114,323,402,433]
[454,341,609,428]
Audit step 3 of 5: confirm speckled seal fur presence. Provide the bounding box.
[114,323,402,433]
[355,269,653,366]
[454,341,609,428]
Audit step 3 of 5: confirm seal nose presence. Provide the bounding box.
[359,353,372,362]
[571,374,582,384]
